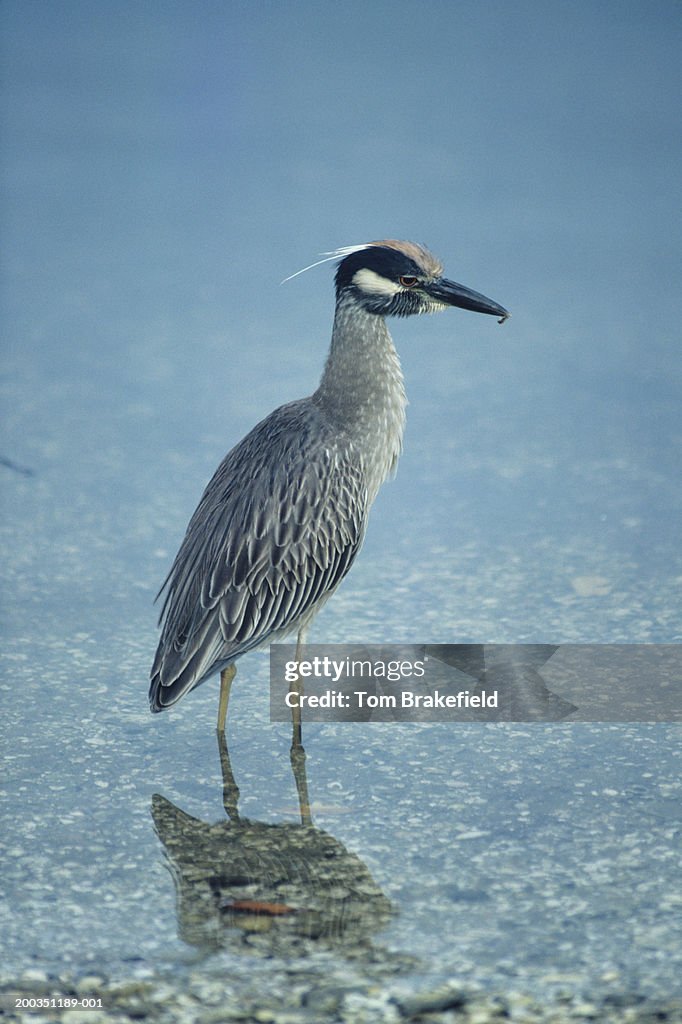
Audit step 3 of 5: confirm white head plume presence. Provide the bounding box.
[280,244,372,285]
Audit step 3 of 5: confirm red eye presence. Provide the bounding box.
[399,276,418,287]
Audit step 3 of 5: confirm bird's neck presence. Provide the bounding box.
[314,298,407,499]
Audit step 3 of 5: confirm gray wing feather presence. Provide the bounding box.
[149,399,367,710]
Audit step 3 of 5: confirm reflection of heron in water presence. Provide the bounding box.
[151,733,394,955]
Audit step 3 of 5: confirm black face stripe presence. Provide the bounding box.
[335,246,423,294]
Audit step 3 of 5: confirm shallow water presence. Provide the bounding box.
[2,644,681,1000]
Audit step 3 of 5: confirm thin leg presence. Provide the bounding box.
[216,728,240,821]
[290,677,303,749]
[217,664,236,734]
[290,742,312,826]
[290,628,307,750]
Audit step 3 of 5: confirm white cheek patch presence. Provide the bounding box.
[352,268,402,296]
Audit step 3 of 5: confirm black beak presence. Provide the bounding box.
[427,277,510,324]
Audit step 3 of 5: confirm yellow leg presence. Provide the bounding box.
[289,629,310,821]
[290,629,307,750]
[217,664,236,733]
[290,741,311,826]
[290,677,303,749]
[216,727,240,821]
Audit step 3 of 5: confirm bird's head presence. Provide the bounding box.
[334,239,509,322]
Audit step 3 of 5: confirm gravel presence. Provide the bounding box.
[2,970,680,1024]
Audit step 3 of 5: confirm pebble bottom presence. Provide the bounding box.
[1,973,681,1024]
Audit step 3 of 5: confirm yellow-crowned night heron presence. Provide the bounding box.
[149,240,509,736]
